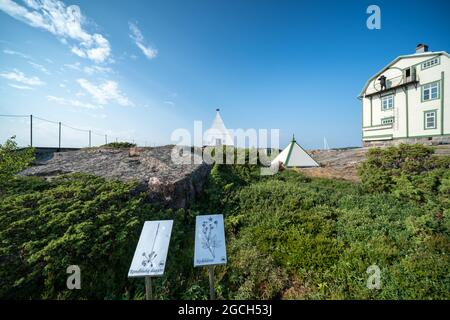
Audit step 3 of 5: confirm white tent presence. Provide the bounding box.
[271,135,319,167]
[204,109,234,146]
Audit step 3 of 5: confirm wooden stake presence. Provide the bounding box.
[145,276,153,300]
[207,265,216,300]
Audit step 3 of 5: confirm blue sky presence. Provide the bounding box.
[0,0,449,149]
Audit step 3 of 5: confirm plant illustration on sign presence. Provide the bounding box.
[141,222,160,267]
[200,217,221,258]
[141,251,157,267]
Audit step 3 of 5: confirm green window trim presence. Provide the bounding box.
[421,80,441,102]
[381,117,394,125]
[421,57,440,70]
[423,109,438,130]
[363,123,394,129]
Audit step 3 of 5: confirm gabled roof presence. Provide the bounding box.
[359,51,449,98]
[271,135,319,167]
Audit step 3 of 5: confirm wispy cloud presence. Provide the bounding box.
[77,78,133,107]
[0,0,111,63]
[8,83,33,90]
[129,22,157,59]
[83,65,112,75]
[3,48,30,59]
[28,61,50,74]
[64,62,82,71]
[63,62,112,75]
[164,100,175,106]
[47,95,99,109]
[0,69,45,86]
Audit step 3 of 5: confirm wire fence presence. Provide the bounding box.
[0,114,155,148]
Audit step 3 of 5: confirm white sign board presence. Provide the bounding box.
[194,214,227,267]
[128,220,173,277]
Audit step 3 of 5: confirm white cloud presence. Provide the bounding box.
[3,49,30,59]
[83,65,112,75]
[64,62,81,71]
[77,78,133,107]
[0,0,111,63]
[63,62,112,75]
[8,83,33,90]
[47,95,99,109]
[0,69,45,86]
[164,100,175,106]
[129,22,157,59]
[28,61,50,74]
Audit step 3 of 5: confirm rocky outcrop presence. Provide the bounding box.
[303,145,450,181]
[21,145,212,209]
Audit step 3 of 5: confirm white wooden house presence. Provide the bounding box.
[359,44,450,146]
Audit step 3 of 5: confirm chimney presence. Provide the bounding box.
[416,43,429,53]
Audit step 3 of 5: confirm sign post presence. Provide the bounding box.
[145,276,153,300]
[207,266,216,300]
[194,214,227,300]
[128,220,173,300]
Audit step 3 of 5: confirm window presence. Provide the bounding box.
[422,81,440,101]
[381,117,394,125]
[381,95,394,110]
[424,110,437,130]
[421,57,440,70]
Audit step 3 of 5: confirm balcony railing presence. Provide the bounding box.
[365,68,419,97]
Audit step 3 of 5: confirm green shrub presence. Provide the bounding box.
[101,142,136,148]
[1,144,449,300]
[0,173,195,299]
[0,136,34,184]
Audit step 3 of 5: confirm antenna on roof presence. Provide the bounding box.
[292,134,296,142]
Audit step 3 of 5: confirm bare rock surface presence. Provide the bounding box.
[302,145,450,182]
[21,146,212,209]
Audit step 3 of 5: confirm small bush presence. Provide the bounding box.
[0,136,34,183]
[101,142,136,148]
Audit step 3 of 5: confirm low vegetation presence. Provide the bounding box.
[101,142,136,149]
[0,138,448,299]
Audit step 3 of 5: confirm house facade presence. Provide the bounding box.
[359,44,450,146]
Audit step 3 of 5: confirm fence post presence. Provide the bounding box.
[30,114,33,147]
[58,122,61,151]
[89,130,91,148]
[105,134,107,145]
